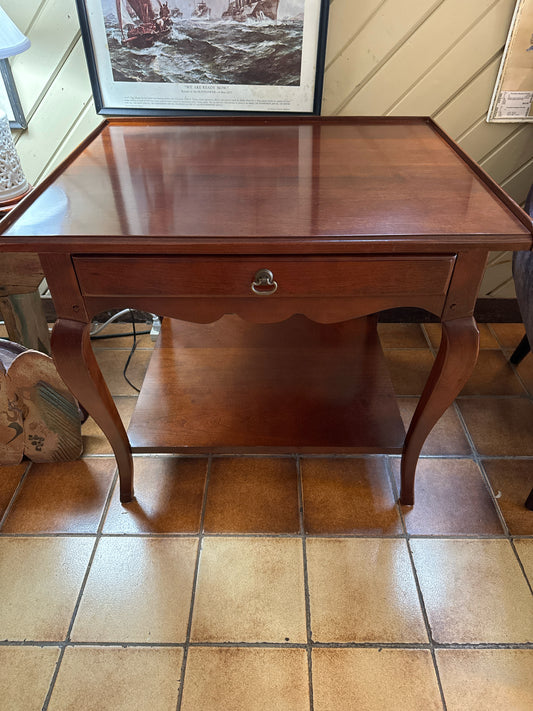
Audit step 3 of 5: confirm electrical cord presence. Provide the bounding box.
[90,308,132,336]
[122,311,140,393]
[90,330,151,341]
[89,309,153,393]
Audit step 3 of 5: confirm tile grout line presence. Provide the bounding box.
[0,460,33,531]
[451,401,512,536]
[76,448,533,462]
[40,464,120,711]
[405,532,449,711]
[487,323,533,398]
[175,454,212,711]
[296,640,533,650]
[474,453,533,594]
[420,323,436,351]
[296,455,314,711]
[509,537,533,597]
[449,366,533,590]
[492,323,533,578]
[405,327,533,687]
[423,327,533,633]
[385,455,448,711]
[423,322,529,556]
[2,530,525,542]
[2,330,532,707]
[2,638,531,650]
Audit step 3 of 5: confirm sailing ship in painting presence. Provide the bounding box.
[116,0,175,48]
[192,1,212,19]
[104,0,304,87]
[222,0,278,21]
[114,0,281,43]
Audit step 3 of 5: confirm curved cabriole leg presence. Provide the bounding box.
[51,318,134,502]
[400,316,479,506]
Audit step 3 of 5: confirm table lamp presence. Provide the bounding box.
[0,5,30,208]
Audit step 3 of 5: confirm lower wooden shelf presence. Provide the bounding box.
[127,314,406,454]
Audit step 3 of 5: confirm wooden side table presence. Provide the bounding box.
[1,116,531,505]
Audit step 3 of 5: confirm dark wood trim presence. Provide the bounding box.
[379,298,524,323]
[40,298,524,324]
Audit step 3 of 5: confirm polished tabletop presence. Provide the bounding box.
[2,117,531,253]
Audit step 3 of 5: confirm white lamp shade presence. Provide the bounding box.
[0,7,30,58]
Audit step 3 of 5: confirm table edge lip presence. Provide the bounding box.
[1,115,532,246]
[1,234,532,253]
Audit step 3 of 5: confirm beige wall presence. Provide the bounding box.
[5,0,533,296]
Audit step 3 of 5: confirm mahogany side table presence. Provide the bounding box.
[1,116,531,504]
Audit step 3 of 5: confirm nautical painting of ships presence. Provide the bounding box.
[115,0,175,48]
[106,0,302,87]
[222,0,279,22]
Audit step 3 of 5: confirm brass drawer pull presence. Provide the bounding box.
[251,268,278,295]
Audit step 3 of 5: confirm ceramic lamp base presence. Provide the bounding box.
[0,108,29,207]
[0,185,32,214]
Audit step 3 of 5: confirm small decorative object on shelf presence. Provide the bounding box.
[0,108,29,207]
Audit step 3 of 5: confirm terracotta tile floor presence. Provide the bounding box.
[1,321,532,710]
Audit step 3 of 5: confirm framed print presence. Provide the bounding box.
[76,0,329,115]
[0,59,27,130]
[487,0,533,122]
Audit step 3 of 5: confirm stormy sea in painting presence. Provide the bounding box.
[105,16,304,86]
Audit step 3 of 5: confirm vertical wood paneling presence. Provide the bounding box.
[14,39,98,183]
[3,3,44,32]
[479,252,514,297]
[434,58,502,135]
[481,125,533,183]
[322,0,443,115]
[501,158,533,201]
[12,0,82,120]
[324,0,384,67]
[458,118,517,160]
[2,0,532,298]
[41,100,103,179]
[341,0,502,116]
[3,0,102,186]
[386,0,516,115]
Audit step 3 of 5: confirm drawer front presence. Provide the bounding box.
[73,255,456,299]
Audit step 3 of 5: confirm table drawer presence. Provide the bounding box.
[73,255,456,298]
